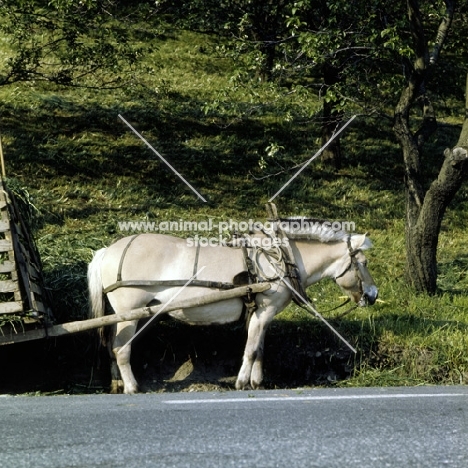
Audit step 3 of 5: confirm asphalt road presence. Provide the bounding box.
[1,386,467,468]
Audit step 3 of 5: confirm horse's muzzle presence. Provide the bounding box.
[359,286,378,306]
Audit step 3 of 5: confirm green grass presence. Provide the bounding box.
[0,29,467,390]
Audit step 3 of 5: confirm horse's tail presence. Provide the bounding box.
[88,248,107,340]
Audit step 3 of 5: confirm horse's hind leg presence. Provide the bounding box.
[109,355,123,394]
[112,320,139,394]
[105,324,124,394]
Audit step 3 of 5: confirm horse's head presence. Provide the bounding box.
[332,234,378,306]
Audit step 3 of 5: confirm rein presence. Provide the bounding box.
[321,298,360,320]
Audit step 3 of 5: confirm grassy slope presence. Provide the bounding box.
[0,30,467,391]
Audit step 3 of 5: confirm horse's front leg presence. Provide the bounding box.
[112,320,139,394]
[236,306,276,390]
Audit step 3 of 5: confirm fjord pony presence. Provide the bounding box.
[88,222,378,394]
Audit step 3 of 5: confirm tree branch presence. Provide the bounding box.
[408,0,429,76]
[413,1,455,149]
[430,0,455,65]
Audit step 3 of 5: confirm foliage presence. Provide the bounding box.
[0,0,160,87]
[0,4,466,391]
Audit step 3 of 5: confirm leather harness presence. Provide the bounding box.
[101,226,306,322]
[102,219,364,322]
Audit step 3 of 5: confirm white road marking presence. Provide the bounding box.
[164,392,467,405]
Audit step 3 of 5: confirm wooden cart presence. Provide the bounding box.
[0,178,54,340]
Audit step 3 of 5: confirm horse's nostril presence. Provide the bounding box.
[365,295,375,305]
[364,288,378,305]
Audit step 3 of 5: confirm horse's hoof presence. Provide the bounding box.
[250,381,263,390]
[235,379,248,390]
[110,379,124,394]
[124,382,139,394]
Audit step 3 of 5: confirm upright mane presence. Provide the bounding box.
[277,217,350,242]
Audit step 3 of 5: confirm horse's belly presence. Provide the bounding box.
[168,298,244,325]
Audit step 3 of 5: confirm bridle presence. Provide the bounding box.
[330,235,369,316]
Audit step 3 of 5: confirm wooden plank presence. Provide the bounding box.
[0,280,19,293]
[27,263,41,280]
[0,327,47,344]
[0,261,16,273]
[13,290,22,302]
[0,220,10,232]
[0,239,13,252]
[0,301,23,314]
[16,240,30,259]
[10,226,33,308]
[0,283,272,345]
[22,316,42,324]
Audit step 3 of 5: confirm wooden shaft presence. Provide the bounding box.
[0,283,271,345]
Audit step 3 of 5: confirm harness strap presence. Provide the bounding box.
[103,279,237,295]
[265,203,310,307]
[192,243,200,277]
[117,234,140,282]
[333,302,359,320]
[333,235,364,298]
[241,244,258,284]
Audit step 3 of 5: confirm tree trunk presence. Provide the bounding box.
[392,0,462,294]
[250,0,284,82]
[405,144,468,293]
[395,74,468,293]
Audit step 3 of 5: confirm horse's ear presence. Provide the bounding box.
[350,233,372,251]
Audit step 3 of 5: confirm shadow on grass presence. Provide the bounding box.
[0,89,434,213]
